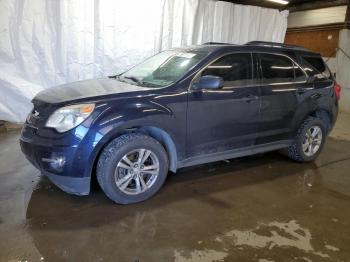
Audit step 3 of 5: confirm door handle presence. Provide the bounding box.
[310,93,322,100]
[297,87,312,94]
[242,94,258,102]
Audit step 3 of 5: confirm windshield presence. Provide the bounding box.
[118,50,208,88]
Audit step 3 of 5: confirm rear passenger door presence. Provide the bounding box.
[256,53,310,144]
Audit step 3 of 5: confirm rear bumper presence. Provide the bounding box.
[20,135,91,196]
[329,103,339,133]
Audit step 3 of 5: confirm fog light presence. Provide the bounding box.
[42,156,66,171]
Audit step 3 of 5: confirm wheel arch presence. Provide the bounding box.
[309,109,332,133]
[137,126,178,172]
[87,125,178,184]
[293,107,333,137]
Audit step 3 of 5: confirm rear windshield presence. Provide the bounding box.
[300,56,332,80]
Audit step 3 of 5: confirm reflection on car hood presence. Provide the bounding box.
[34,78,149,104]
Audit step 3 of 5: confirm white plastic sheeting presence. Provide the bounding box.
[0,0,288,122]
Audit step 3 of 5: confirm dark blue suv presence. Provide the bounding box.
[20,41,341,204]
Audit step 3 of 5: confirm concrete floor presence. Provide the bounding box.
[0,115,350,262]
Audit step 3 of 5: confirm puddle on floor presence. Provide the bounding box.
[174,249,228,262]
[175,220,340,262]
[218,220,331,258]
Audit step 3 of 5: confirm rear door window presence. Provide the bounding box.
[259,53,295,84]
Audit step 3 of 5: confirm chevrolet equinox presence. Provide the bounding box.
[20,41,341,204]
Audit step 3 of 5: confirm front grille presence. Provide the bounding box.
[21,123,37,140]
[27,100,53,128]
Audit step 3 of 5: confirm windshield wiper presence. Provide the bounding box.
[141,81,162,88]
[108,74,118,79]
[122,76,143,86]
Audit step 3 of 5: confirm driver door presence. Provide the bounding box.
[186,52,261,157]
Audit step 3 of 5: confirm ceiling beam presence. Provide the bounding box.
[287,0,349,13]
[221,0,281,9]
[221,0,349,11]
[345,1,350,28]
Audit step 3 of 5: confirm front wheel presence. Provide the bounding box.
[284,117,326,162]
[97,133,169,204]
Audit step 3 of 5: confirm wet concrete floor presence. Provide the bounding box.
[0,130,350,262]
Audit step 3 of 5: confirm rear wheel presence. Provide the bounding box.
[97,133,168,204]
[284,117,326,162]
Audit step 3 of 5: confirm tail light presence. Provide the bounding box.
[334,82,341,100]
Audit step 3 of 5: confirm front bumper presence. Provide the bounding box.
[20,132,91,196]
[43,171,90,195]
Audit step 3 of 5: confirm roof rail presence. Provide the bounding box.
[245,41,308,51]
[202,42,235,45]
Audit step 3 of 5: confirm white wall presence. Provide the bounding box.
[324,30,350,114]
[325,29,350,114]
[325,57,337,74]
[337,29,350,113]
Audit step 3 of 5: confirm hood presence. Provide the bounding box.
[34,78,149,104]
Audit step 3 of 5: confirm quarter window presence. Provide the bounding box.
[301,56,331,80]
[201,53,254,87]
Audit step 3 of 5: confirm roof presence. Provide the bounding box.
[174,41,319,56]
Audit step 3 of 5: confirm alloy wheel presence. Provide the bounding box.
[302,125,323,157]
[115,149,160,195]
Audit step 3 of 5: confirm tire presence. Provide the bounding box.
[97,133,169,204]
[284,117,326,162]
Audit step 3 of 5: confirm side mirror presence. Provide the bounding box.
[193,75,224,90]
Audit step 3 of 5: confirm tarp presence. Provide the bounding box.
[0,0,288,122]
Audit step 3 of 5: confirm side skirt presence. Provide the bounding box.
[177,140,292,169]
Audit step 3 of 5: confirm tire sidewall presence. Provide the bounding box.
[100,135,168,204]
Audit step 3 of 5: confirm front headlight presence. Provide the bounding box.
[46,104,95,133]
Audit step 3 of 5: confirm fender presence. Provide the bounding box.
[81,98,181,178]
